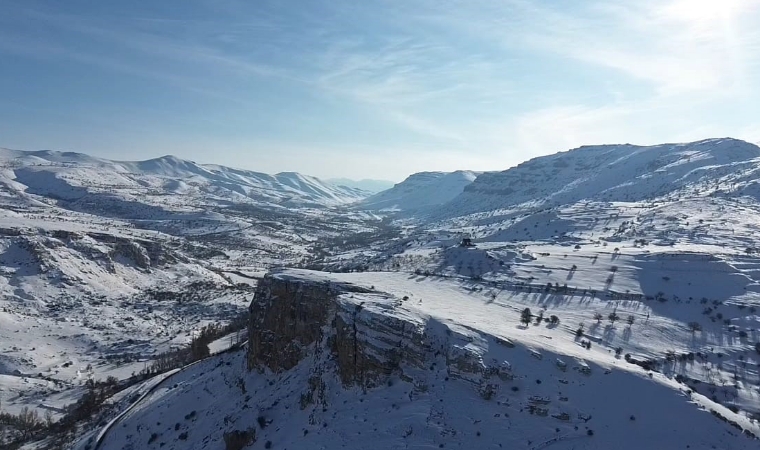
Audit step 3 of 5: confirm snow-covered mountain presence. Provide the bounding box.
[440,138,760,218]
[327,177,395,193]
[0,148,368,211]
[6,138,760,449]
[358,170,480,212]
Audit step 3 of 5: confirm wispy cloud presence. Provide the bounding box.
[1,0,759,179]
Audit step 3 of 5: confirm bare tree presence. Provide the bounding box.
[17,407,42,440]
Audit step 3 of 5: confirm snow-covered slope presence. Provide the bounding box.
[0,148,368,210]
[358,170,480,212]
[441,138,760,218]
[94,269,759,450]
[327,177,395,193]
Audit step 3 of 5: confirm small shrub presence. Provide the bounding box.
[223,428,256,450]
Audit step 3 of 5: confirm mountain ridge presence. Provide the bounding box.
[0,147,369,210]
[358,169,482,213]
[436,137,760,219]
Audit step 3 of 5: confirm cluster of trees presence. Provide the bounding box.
[0,376,121,447]
[592,311,635,326]
[520,308,559,326]
[149,316,247,374]
[0,406,50,441]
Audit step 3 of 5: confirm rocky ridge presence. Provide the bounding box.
[247,271,512,395]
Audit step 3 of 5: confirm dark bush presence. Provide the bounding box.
[223,429,256,450]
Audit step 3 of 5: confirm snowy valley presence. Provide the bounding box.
[2,138,760,449]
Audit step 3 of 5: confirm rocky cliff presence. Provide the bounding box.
[98,268,760,450]
[247,270,513,396]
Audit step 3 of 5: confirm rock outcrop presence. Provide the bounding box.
[247,270,511,395]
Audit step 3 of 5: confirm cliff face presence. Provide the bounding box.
[247,273,418,388]
[247,275,350,373]
[247,271,511,395]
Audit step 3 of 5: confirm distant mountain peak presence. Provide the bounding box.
[357,170,482,213]
[326,178,395,194]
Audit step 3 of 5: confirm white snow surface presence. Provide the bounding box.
[359,170,480,212]
[96,269,759,450]
[0,148,368,209]
[441,138,760,218]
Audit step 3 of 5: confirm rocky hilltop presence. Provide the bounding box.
[238,269,759,449]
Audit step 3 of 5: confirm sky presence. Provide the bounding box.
[1,0,759,181]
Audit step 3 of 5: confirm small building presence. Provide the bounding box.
[460,234,475,247]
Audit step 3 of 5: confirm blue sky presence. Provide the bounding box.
[1,0,759,181]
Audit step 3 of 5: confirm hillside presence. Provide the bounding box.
[358,170,480,213]
[327,178,395,193]
[93,270,759,450]
[441,138,760,218]
[0,148,368,213]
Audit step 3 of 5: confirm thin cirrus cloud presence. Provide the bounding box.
[0,0,758,180]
